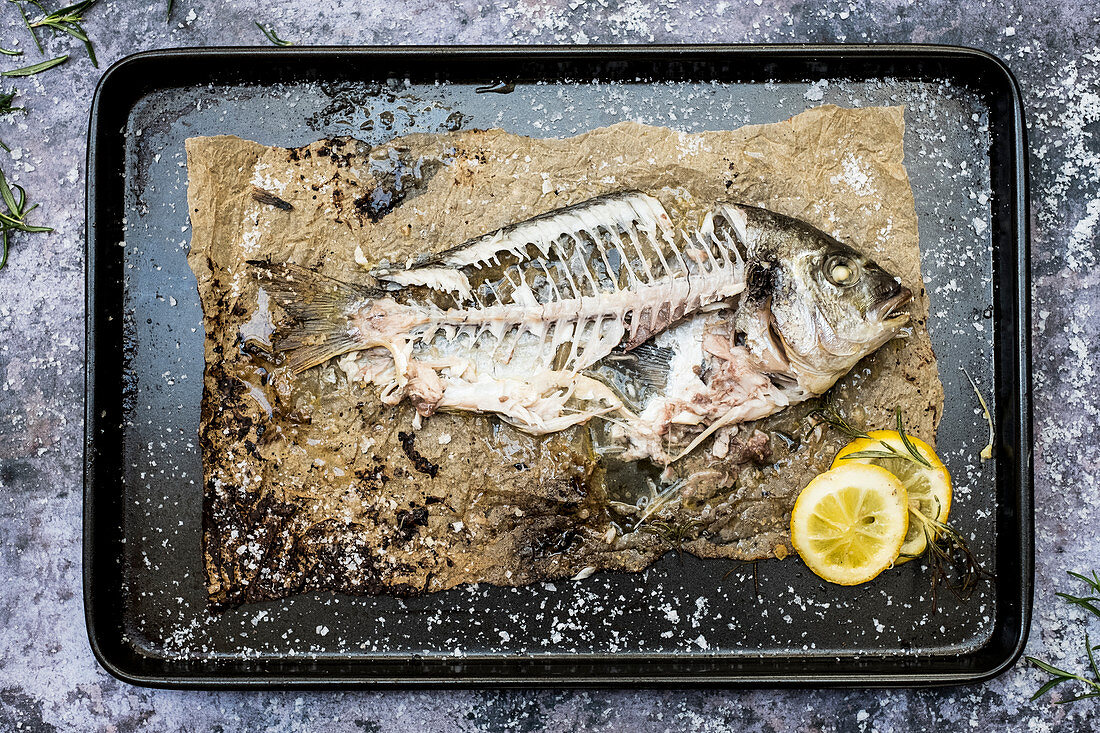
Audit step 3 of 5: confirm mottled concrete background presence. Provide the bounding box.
[0,0,1097,730]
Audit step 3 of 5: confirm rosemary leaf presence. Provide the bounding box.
[1029,657,1078,678]
[1068,570,1100,592]
[12,0,45,54]
[0,47,23,57]
[0,170,18,212]
[839,449,911,461]
[895,407,933,468]
[1,54,67,76]
[1087,633,1100,682]
[1061,692,1100,703]
[1028,673,1072,701]
[0,89,19,149]
[255,21,294,46]
[0,89,21,114]
[1056,592,1100,618]
[165,0,172,22]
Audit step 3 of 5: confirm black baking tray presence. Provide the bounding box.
[84,45,1032,688]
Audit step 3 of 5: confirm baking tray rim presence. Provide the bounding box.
[83,43,1033,689]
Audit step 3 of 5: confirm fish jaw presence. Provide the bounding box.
[873,285,913,323]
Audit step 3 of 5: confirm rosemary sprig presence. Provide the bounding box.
[910,511,993,607]
[813,405,932,468]
[255,21,294,46]
[0,165,53,270]
[0,54,67,77]
[1028,571,1100,704]
[638,519,701,562]
[20,0,98,67]
[0,88,25,152]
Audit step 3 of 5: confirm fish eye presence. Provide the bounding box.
[825,255,861,287]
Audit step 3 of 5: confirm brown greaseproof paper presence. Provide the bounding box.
[186,105,942,604]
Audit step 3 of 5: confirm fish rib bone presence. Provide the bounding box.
[415,266,743,370]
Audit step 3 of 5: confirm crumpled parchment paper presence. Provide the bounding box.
[186,104,942,605]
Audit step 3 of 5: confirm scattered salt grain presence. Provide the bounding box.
[804,79,828,101]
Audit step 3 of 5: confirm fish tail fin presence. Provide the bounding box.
[248,260,381,374]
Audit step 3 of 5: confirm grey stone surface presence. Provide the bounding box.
[0,0,1097,730]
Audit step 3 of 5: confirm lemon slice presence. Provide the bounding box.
[790,463,909,585]
[831,430,952,565]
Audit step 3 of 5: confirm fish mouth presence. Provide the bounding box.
[874,285,913,322]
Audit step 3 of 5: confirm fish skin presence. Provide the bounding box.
[255,192,910,463]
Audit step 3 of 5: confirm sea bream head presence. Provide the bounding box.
[720,203,913,396]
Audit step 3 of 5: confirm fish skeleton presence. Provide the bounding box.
[253,191,911,463]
